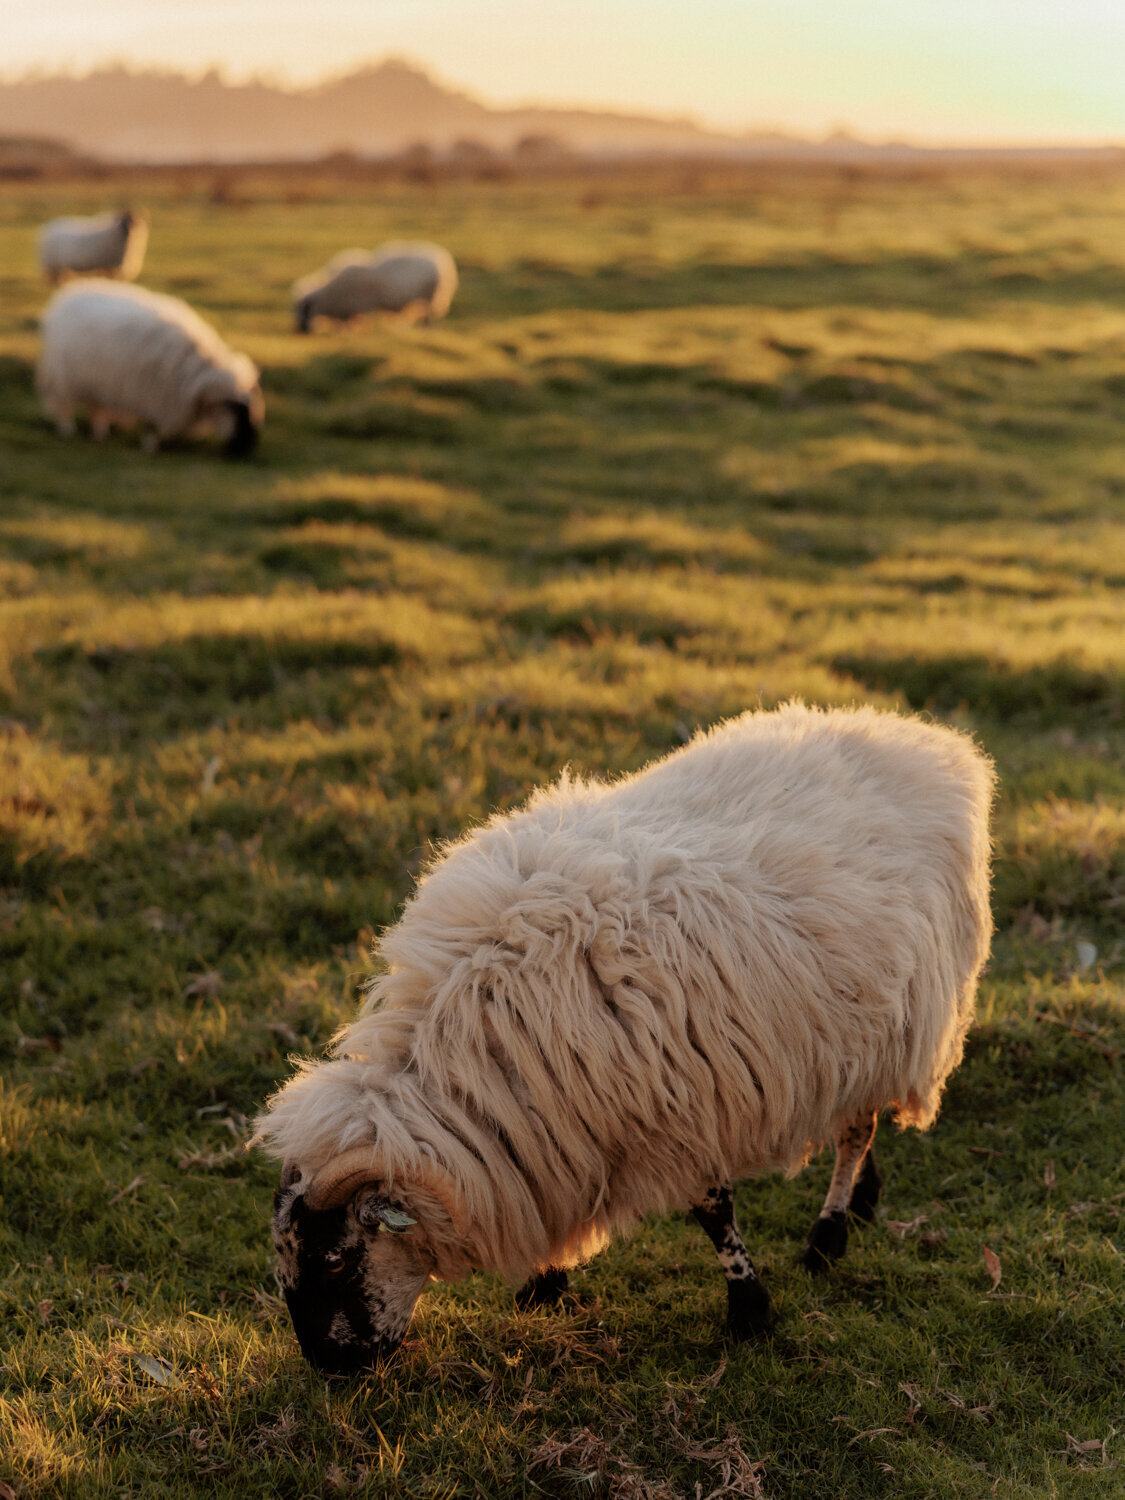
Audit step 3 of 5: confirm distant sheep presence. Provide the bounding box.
[38,280,263,457]
[293,241,457,332]
[37,209,148,284]
[257,703,994,1373]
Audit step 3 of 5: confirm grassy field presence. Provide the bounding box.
[1,162,1124,1499]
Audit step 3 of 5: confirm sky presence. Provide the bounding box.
[6,0,1125,145]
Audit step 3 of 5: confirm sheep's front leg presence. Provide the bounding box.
[515,1266,568,1310]
[803,1110,880,1274]
[692,1182,774,1339]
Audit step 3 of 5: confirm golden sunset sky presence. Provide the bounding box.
[7,0,1125,144]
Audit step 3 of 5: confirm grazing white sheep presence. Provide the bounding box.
[37,280,263,457]
[292,241,458,332]
[37,209,148,284]
[257,702,994,1373]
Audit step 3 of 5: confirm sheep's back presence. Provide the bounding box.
[372,705,993,1205]
[38,214,127,274]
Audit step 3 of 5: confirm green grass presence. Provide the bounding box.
[1,163,1123,1498]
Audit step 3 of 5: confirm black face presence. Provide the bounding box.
[294,299,312,334]
[224,400,259,459]
[274,1192,382,1374]
[271,1180,432,1376]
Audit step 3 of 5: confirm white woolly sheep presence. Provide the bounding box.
[257,702,994,1373]
[292,241,458,333]
[38,280,264,457]
[37,209,148,284]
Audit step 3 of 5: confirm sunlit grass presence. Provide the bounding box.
[0,164,1123,1498]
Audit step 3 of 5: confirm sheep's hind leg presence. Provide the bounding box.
[803,1110,878,1274]
[515,1266,568,1310]
[692,1182,774,1339]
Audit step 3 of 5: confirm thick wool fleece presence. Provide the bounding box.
[37,280,261,440]
[258,703,994,1282]
[293,242,457,324]
[38,211,148,282]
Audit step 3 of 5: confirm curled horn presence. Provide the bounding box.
[304,1146,382,1211]
[304,1146,469,1235]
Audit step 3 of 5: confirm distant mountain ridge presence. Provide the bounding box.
[0,59,771,163]
[3,60,1121,166]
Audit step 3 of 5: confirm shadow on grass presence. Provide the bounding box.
[458,251,1125,318]
[22,634,401,741]
[832,652,1123,723]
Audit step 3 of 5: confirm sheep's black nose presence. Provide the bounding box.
[224,405,259,459]
[297,1333,397,1377]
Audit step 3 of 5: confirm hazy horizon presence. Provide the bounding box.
[6,1,1125,148]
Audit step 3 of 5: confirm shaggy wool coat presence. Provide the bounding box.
[37,279,262,441]
[259,703,994,1281]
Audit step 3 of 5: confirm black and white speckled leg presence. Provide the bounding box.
[692,1182,774,1339]
[515,1266,569,1310]
[803,1110,879,1274]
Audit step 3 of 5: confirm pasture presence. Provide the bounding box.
[1,162,1124,1498]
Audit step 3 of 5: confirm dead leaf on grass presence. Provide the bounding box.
[1075,941,1098,970]
[846,1427,901,1447]
[107,1175,146,1206]
[899,1383,923,1424]
[884,1214,927,1239]
[177,1148,242,1171]
[183,971,222,999]
[201,755,221,795]
[942,1390,994,1422]
[124,1351,183,1388]
[1064,1433,1107,1463]
[698,1355,728,1389]
[247,1406,300,1456]
[1044,1160,1056,1190]
[530,1427,681,1500]
[982,1245,1002,1291]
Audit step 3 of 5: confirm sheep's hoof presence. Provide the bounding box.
[803,1210,848,1274]
[515,1266,568,1311]
[847,1154,883,1225]
[725,1280,775,1341]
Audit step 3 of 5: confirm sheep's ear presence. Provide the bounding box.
[355,1194,416,1233]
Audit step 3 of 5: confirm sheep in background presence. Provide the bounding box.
[38,280,263,457]
[293,241,458,332]
[257,702,995,1373]
[38,209,148,284]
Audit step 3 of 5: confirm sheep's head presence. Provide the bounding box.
[272,1149,466,1374]
[294,296,314,334]
[221,395,262,458]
